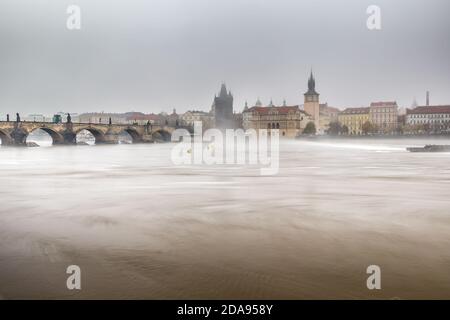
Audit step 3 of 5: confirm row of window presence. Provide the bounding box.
[409,120,450,124]
[372,120,397,123]
[252,116,304,121]
[409,114,450,118]
[371,108,397,113]
[246,121,299,129]
[268,123,280,129]
[339,116,368,120]
[372,116,396,120]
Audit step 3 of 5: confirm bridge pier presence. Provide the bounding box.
[59,124,77,145]
[10,127,28,146]
[102,132,120,144]
[142,134,154,143]
[62,132,77,145]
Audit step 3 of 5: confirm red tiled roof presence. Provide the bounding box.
[320,105,340,114]
[248,105,305,114]
[407,106,450,114]
[340,107,370,115]
[370,101,397,107]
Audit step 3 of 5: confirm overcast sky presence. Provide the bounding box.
[0,0,449,115]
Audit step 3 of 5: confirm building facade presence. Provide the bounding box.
[405,105,450,134]
[78,112,128,124]
[319,103,340,133]
[338,107,370,135]
[125,113,160,125]
[242,103,311,138]
[180,110,213,129]
[369,101,399,134]
[25,114,47,122]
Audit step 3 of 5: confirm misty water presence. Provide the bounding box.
[1,138,450,299]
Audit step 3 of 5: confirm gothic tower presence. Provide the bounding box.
[212,83,234,129]
[304,71,320,130]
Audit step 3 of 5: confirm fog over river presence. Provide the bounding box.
[1,138,450,299]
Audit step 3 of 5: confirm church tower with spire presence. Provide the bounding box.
[212,83,234,128]
[304,70,320,131]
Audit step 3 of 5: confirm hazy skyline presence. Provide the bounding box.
[1,0,449,115]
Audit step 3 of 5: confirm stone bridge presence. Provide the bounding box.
[0,121,176,146]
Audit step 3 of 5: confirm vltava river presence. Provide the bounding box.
[1,138,450,299]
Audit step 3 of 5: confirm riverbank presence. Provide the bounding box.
[297,134,450,140]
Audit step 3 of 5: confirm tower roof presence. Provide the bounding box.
[219,83,228,97]
[304,70,319,96]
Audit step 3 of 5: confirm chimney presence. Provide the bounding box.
[426,91,430,106]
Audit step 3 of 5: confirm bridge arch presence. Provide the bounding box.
[26,128,65,146]
[152,129,171,142]
[76,128,106,144]
[0,129,12,146]
[41,128,64,144]
[121,128,142,143]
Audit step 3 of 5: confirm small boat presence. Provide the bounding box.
[407,145,450,152]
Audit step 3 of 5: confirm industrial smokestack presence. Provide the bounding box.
[426,91,430,106]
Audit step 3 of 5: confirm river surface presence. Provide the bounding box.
[1,138,450,299]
